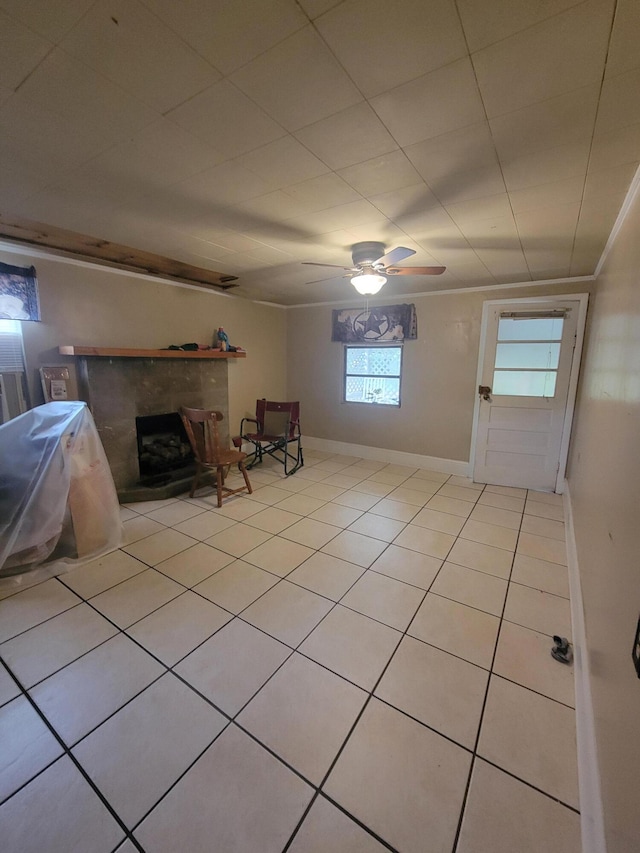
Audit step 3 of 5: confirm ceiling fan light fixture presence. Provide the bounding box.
[350,272,387,295]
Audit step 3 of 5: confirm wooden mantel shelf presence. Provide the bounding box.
[59,346,246,359]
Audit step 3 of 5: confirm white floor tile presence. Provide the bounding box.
[347,512,406,542]
[60,550,147,599]
[89,569,183,628]
[0,603,117,688]
[238,653,367,784]
[437,484,480,503]
[341,571,424,631]
[300,604,401,690]
[126,592,231,666]
[393,525,456,559]
[194,560,279,613]
[460,518,518,551]
[30,634,164,746]
[175,618,290,716]
[124,528,198,566]
[368,498,420,522]
[135,725,313,853]
[369,544,442,590]
[204,523,273,558]
[242,580,333,647]
[0,579,81,644]
[521,514,566,541]
[447,537,514,579]
[431,563,508,617]
[457,759,581,853]
[426,494,475,518]
[332,490,381,511]
[287,552,364,601]
[409,593,500,670]
[321,530,387,568]
[172,510,237,540]
[375,635,488,749]
[242,506,303,533]
[0,695,64,801]
[494,620,575,707]
[243,536,315,577]
[469,503,522,530]
[517,532,567,565]
[1,756,124,853]
[504,584,573,638]
[478,676,579,808]
[72,674,227,828]
[289,795,387,852]
[279,518,342,550]
[511,553,570,598]
[410,506,465,535]
[146,502,205,527]
[325,698,471,853]
[154,542,234,587]
[0,668,20,707]
[308,503,364,528]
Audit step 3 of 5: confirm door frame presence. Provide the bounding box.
[469,293,589,493]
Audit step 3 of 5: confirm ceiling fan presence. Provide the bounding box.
[303,241,445,294]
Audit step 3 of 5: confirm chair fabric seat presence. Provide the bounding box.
[238,400,303,476]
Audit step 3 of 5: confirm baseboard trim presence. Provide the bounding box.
[302,436,470,476]
[564,479,607,853]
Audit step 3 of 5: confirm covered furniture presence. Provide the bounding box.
[237,400,303,476]
[179,407,252,506]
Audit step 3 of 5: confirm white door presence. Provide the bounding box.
[473,299,583,492]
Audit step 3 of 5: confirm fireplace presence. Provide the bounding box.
[62,347,241,502]
[136,412,194,485]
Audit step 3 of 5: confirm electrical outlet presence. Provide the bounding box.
[632,615,640,679]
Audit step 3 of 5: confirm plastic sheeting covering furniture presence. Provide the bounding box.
[0,401,122,588]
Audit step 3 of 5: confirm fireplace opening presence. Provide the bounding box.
[136,412,195,486]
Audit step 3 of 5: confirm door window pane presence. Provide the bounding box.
[497,317,564,341]
[495,342,561,369]
[493,370,557,396]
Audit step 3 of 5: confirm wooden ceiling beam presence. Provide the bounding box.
[0,214,239,292]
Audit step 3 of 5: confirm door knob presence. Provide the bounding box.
[478,385,492,401]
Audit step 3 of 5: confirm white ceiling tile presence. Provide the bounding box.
[395,205,467,255]
[0,0,94,41]
[0,11,52,90]
[231,26,362,132]
[589,123,640,170]
[60,0,221,113]
[475,247,530,278]
[404,122,506,203]
[515,203,580,250]
[315,0,467,97]
[284,199,386,235]
[458,0,586,52]
[235,191,312,223]
[235,136,329,190]
[473,0,614,118]
[294,102,398,170]
[594,67,640,135]
[166,80,286,158]
[89,119,225,190]
[604,0,640,78]
[457,213,520,247]
[508,176,585,214]
[14,48,156,143]
[175,160,273,206]
[297,0,343,19]
[445,194,513,226]
[140,0,307,75]
[371,58,485,148]
[368,183,440,219]
[338,150,422,197]
[502,141,590,192]
[583,162,639,201]
[490,85,600,160]
[346,220,409,247]
[284,173,362,212]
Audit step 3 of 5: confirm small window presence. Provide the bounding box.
[492,313,565,397]
[344,345,402,406]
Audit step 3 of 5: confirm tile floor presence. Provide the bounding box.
[0,451,581,853]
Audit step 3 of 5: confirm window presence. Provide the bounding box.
[344,345,402,406]
[492,313,564,397]
[0,319,28,423]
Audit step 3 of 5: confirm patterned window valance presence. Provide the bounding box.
[332,303,417,342]
[0,262,41,321]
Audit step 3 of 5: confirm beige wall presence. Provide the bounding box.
[567,188,640,853]
[0,247,287,433]
[287,280,593,462]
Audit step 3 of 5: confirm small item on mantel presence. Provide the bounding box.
[164,342,212,351]
[216,327,242,352]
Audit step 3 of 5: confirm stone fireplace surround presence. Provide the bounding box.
[61,347,244,502]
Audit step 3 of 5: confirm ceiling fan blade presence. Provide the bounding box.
[385,266,446,276]
[302,262,354,270]
[375,246,416,266]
